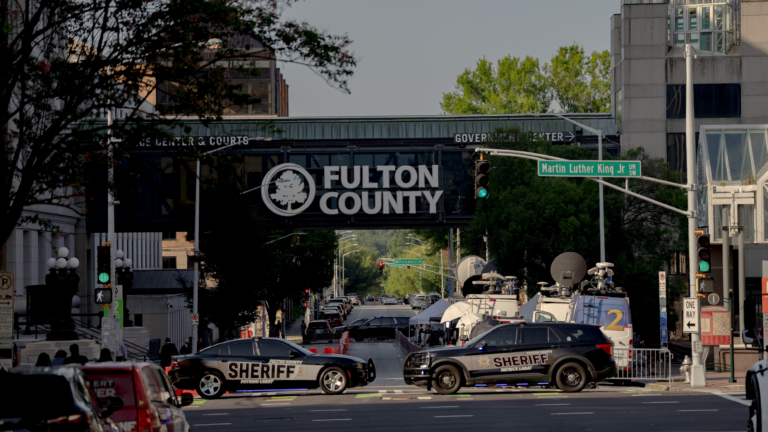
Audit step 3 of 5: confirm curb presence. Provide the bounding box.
[643,382,745,393]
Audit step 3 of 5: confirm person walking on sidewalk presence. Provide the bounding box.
[180,339,192,355]
[159,337,178,367]
[63,344,88,365]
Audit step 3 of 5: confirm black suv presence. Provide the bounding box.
[348,316,412,341]
[403,322,616,394]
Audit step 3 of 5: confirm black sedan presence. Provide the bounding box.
[169,337,376,398]
[348,316,413,341]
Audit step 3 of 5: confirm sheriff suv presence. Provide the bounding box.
[403,322,616,394]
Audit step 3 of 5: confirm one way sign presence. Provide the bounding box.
[683,297,700,333]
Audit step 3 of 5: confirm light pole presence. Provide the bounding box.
[191,141,242,353]
[342,250,360,295]
[264,232,307,245]
[554,114,605,263]
[337,235,356,296]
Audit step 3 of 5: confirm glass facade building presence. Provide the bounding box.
[669,0,738,53]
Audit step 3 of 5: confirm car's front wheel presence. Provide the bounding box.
[432,365,462,395]
[196,370,226,399]
[555,362,588,393]
[319,367,348,394]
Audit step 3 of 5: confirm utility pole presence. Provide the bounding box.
[484,230,490,263]
[686,43,706,387]
[441,250,444,298]
[107,106,119,356]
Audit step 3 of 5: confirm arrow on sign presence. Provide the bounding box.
[686,321,696,329]
[566,132,575,141]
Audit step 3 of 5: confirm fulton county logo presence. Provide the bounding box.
[478,356,490,368]
[261,162,443,217]
[261,163,316,217]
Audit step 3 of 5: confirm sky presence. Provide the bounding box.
[280,0,617,117]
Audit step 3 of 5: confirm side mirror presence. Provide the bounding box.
[289,350,300,358]
[180,393,194,407]
[99,396,124,418]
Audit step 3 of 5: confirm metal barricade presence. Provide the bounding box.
[395,329,422,354]
[613,348,673,387]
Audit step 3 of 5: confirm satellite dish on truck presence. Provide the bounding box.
[549,252,587,290]
[456,255,486,287]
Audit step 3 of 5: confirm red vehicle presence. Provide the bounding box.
[320,309,344,326]
[80,363,192,432]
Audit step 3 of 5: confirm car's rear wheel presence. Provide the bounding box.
[555,362,588,393]
[319,367,348,394]
[196,370,226,399]
[432,365,462,395]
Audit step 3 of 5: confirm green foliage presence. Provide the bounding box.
[1,0,356,247]
[544,44,612,113]
[442,44,611,115]
[354,230,395,256]
[441,55,550,114]
[342,246,382,294]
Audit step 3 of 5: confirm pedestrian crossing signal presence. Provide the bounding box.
[95,288,112,304]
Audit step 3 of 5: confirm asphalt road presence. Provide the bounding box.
[184,305,749,431]
[183,390,749,432]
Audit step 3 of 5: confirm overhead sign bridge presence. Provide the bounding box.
[85,114,617,232]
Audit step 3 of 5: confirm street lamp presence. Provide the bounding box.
[191,141,241,353]
[554,114,605,262]
[264,232,307,245]
[341,250,360,296]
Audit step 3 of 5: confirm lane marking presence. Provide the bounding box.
[642,401,679,404]
[420,406,460,409]
[268,396,297,401]
[679,409,719,412]
[714,393,751,406]
[537,396,568,399]
[310,409,348,412]
[203,413,229,416]
[382,397,392,400]
[356,394,383,399]
[193,424,232,427]
[536,404,571,406]
[312,419,351,422]
[551,412,594,415]
[632,394,661,397]
[261,403,291,406]
[434,415,474,418]
[394,390,403,394]
[417,397,432,400]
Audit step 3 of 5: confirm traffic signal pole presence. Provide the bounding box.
[107,107,119,357]
[686,43,706,388]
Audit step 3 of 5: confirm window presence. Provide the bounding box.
[520,327,549,345]
[557,326,606,343]
[482,327,518,347]
[140,367,164,402]
[256,340,292,357]
[227,341,254,356]
[666,133,700,175]
[666,84,741,119]
[162,231,176,240]
[162,257,177,269]
[669,2,734,53]
[218,346,229,355]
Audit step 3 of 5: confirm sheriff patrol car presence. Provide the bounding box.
[403,322,616,394]
[169,337,375,398]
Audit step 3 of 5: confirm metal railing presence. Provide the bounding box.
[301,329,344,343]
[614,348,673,387]
[395,329,422,354]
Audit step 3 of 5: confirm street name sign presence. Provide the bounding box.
[683,297,700,333]
[538,161,641,178]
[394,259,423,265]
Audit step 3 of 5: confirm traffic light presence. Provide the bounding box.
[378,262,385,274]
[97,245,111,284]
[696,232,711,273]
[475,160,490,199]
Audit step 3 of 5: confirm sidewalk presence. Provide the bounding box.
[644,371,746,392]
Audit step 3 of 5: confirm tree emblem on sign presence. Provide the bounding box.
[270,170,308,211]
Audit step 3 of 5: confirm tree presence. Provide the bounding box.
[440,55,550,114]
[1,0,356,246]
[543,44,611,113]
[270,170,308,211]
[341,246,381,296]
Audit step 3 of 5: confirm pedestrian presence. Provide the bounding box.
[51,350,67,366]
[117,341,127,362]
[97,348,113,362]
[35,352,52,366]
[180,338,192,354]
[159,337,178,367]
[198,336,207,351]
[63,344,88,365]
[301,320,307,335]
[12,342,19,367]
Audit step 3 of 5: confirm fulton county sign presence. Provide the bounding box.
[537,161,641,178]
[261,163,443,217]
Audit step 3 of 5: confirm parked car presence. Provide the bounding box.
[80,362,193,432]
[346,294,360,305]
[382,294,398,305]
[303,320,335,344]
[319,309,344,326]
[366,296,374,302]
[348,316,412,341]
[0,366,124,432]
[325,303,347,319]
[411,297,426,310]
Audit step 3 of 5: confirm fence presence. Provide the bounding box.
[614,348,673,386]
[395,329,423,354]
